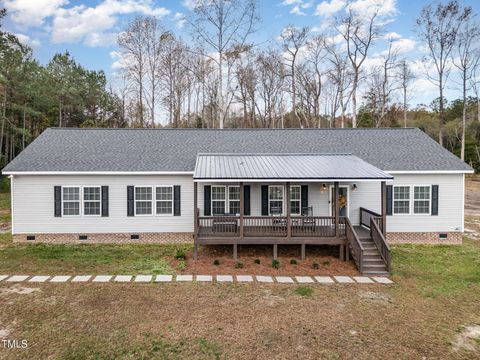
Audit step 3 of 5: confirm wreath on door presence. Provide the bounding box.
[338,194,347,209]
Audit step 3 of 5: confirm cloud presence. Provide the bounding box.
[14,32,41,48]
[4,0,67,27]
[50,0,170,47]
[349,0,398,18]
[390,38,416,54]
[182,0,198,11]
[173,12,186,29]
[384,32,402,40]
[315,0,397,18]
[281,0,313,16]
[315,0,346,17]
[5,0,170,47]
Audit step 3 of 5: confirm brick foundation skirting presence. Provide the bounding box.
[13,232,194,244]
[386,232,463,245]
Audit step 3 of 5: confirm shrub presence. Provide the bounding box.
[174,248,186,260]
[272,259,280,269]
[290,259,298,265]
[254,258,261,264]
[312,262,320,270]
[235,261,244,269]
[295,286,314,297]
[176,260,187,271]
[322,260,331,266]
[213,259,220,266]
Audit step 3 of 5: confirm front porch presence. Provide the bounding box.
[192,154,393,275]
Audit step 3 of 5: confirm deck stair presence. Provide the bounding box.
[353,225,389,276]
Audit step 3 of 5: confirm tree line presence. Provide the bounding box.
[1,1,480,171]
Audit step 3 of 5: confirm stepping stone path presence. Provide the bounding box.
[29,276,50,283]
[0,274,393,285]
[6,275,29,282]
[236,275,253,282]
[196,275,212,282]
[296,276,315,284]
[155,275,173,282]
[334,276,355,283]
[176,275,192,282]
[353,276,374,284]
[50,276,71,283]
[372,277,393,284]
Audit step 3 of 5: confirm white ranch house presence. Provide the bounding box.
[2,128,473,275]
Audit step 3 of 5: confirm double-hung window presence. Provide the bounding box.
[269,186,284,215]
[156,186,173,215]
[211,186,226,215]
[290,186,301,215]
[62,187,80,216]
[228,186,240,214]
[135,187,153,215]
[413,186,431,214]
[83,187,101,216]
[393,186,410,215]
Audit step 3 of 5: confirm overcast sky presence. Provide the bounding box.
[2,0,480,107]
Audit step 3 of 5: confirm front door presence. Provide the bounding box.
[330,186,348,217]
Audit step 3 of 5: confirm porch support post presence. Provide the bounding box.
[286,182,291,238]
[381,181,387,236]
[273,244,278,260]
[301,244,305,261]
[193,181,198,260]
[239,182,244,239]
[334,182,344,261]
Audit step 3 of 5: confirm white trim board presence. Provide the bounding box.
[387,170,473,174]
[3,171,195,176]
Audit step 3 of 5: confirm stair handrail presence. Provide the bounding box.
[370,218,391,272]
[345,217,365,273]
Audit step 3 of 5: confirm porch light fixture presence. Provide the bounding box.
[352,183,358,191]
[321,183,327,192]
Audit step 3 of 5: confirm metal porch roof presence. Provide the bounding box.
[193,154,394,181]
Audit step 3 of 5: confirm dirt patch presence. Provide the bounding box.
[358,290,392,304]
[452,325,480,353]
[0,285,41,296]
[178,244,358,276]
[466,175,480,217]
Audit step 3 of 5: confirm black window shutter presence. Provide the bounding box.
[301,185,308,211]
[431,185,439,216]
[54,186,62,217]
[127,186,134,217]
[173,185,181,216]
[244,185,250,215]
[101,186,109,217]
[204,185,211,216]
[386,185,393,216]
[261,185,268,216]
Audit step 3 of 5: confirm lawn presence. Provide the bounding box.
[0,193,479,359]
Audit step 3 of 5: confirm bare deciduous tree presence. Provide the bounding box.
[416,0,471,146]
[453,14,479,160]
[188,0,259,128]
[336,5,380,128]
[397,60,415,128]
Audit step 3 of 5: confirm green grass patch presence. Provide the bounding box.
[295,286,314,297]
[392,238,480,297]
[0,192,11,223]
[0,233,188,275]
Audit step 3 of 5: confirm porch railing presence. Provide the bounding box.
[345,217,364,273]
[197,213,346,239]
[360,207,383,233]
[370,218,391,272]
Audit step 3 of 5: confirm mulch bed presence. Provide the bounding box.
[173,244,359,276]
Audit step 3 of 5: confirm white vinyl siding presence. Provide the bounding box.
[12,175,194,234]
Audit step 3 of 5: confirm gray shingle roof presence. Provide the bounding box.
[194,154,393,180]
[2,128,473,173]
